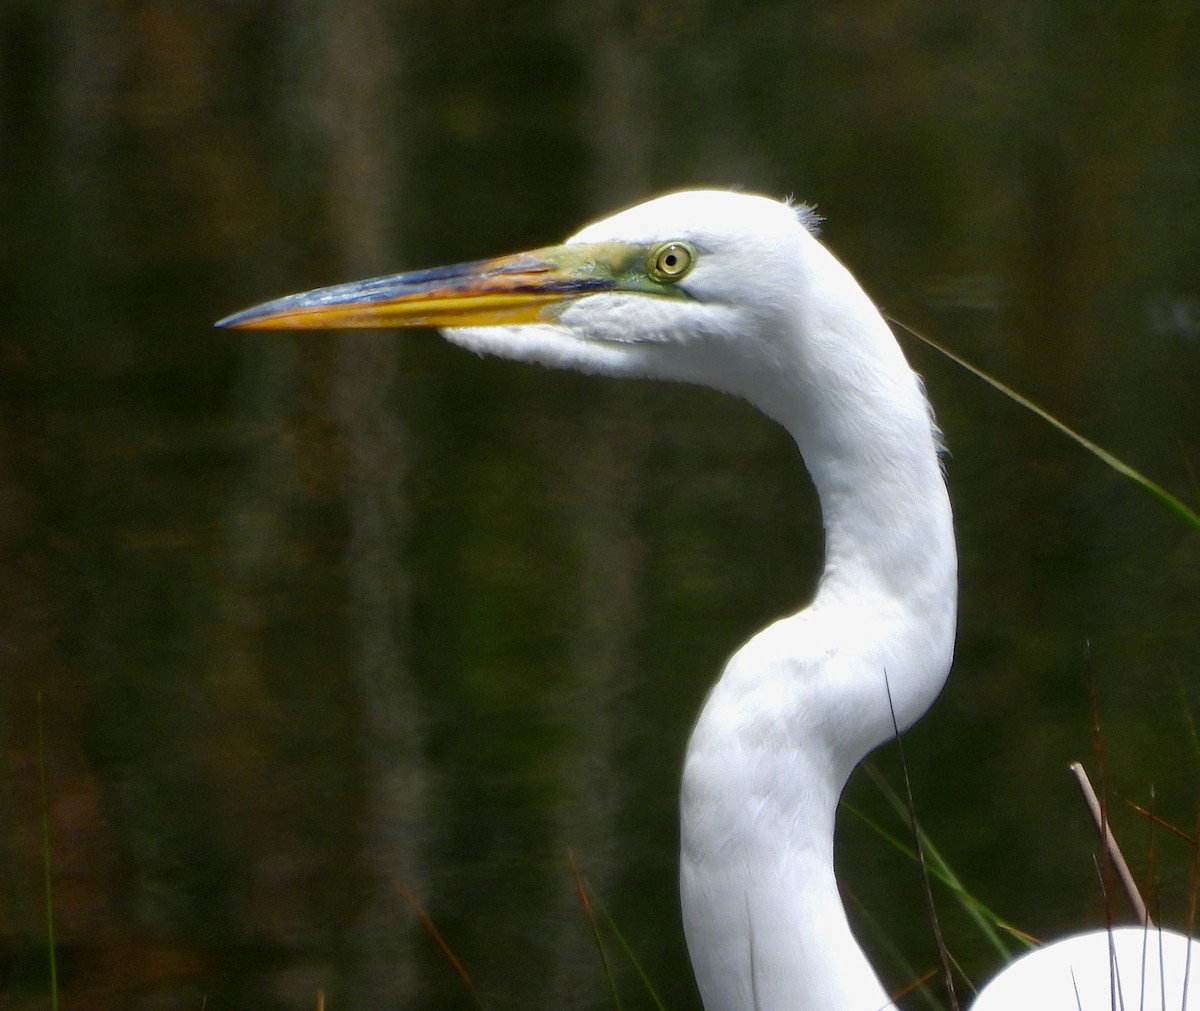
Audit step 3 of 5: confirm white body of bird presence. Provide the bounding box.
[220,189,1200,1011]
[973,925,1200,1010]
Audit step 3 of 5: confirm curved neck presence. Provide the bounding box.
[796,382,957,734]
[680,262,957,1010]
[753,255,958,732]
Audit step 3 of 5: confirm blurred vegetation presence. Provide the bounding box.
[0,1,1198,1008]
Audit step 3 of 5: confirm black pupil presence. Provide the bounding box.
[664,253,677,268]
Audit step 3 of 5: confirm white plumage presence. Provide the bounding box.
[221,189,1199,1010]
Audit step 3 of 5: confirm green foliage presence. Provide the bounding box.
[36,694,59,1011]
[892,318,1200,535]
[853,762,1026,962]
[572,863,670,1011]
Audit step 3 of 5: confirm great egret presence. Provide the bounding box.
[219,190,1198,1009]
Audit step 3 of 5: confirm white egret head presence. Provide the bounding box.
[219,190,910,434]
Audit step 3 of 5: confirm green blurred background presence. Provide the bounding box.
[1,1,1198,1008]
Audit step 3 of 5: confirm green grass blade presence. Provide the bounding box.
[595,907,670,1011]
[855,761,1028,960]
[572,866,670,1011]
[570,858,626,1011]
[889,318,1200,535]
[844,887,945,1009]
[36,692,59,1011]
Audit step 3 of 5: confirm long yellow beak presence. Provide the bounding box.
[216,243,645,331]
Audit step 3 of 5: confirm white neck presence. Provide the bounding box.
[679,249,957,1010]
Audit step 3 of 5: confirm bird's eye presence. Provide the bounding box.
[648,242,695,283]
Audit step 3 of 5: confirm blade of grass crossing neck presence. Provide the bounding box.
[857,762,1025,960]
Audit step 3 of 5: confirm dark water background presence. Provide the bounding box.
[1,2,1199,1008]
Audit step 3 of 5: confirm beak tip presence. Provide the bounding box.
[214,310,246,329]
[214,306,279,330]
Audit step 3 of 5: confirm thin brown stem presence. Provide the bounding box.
[1069,762,1154,928]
